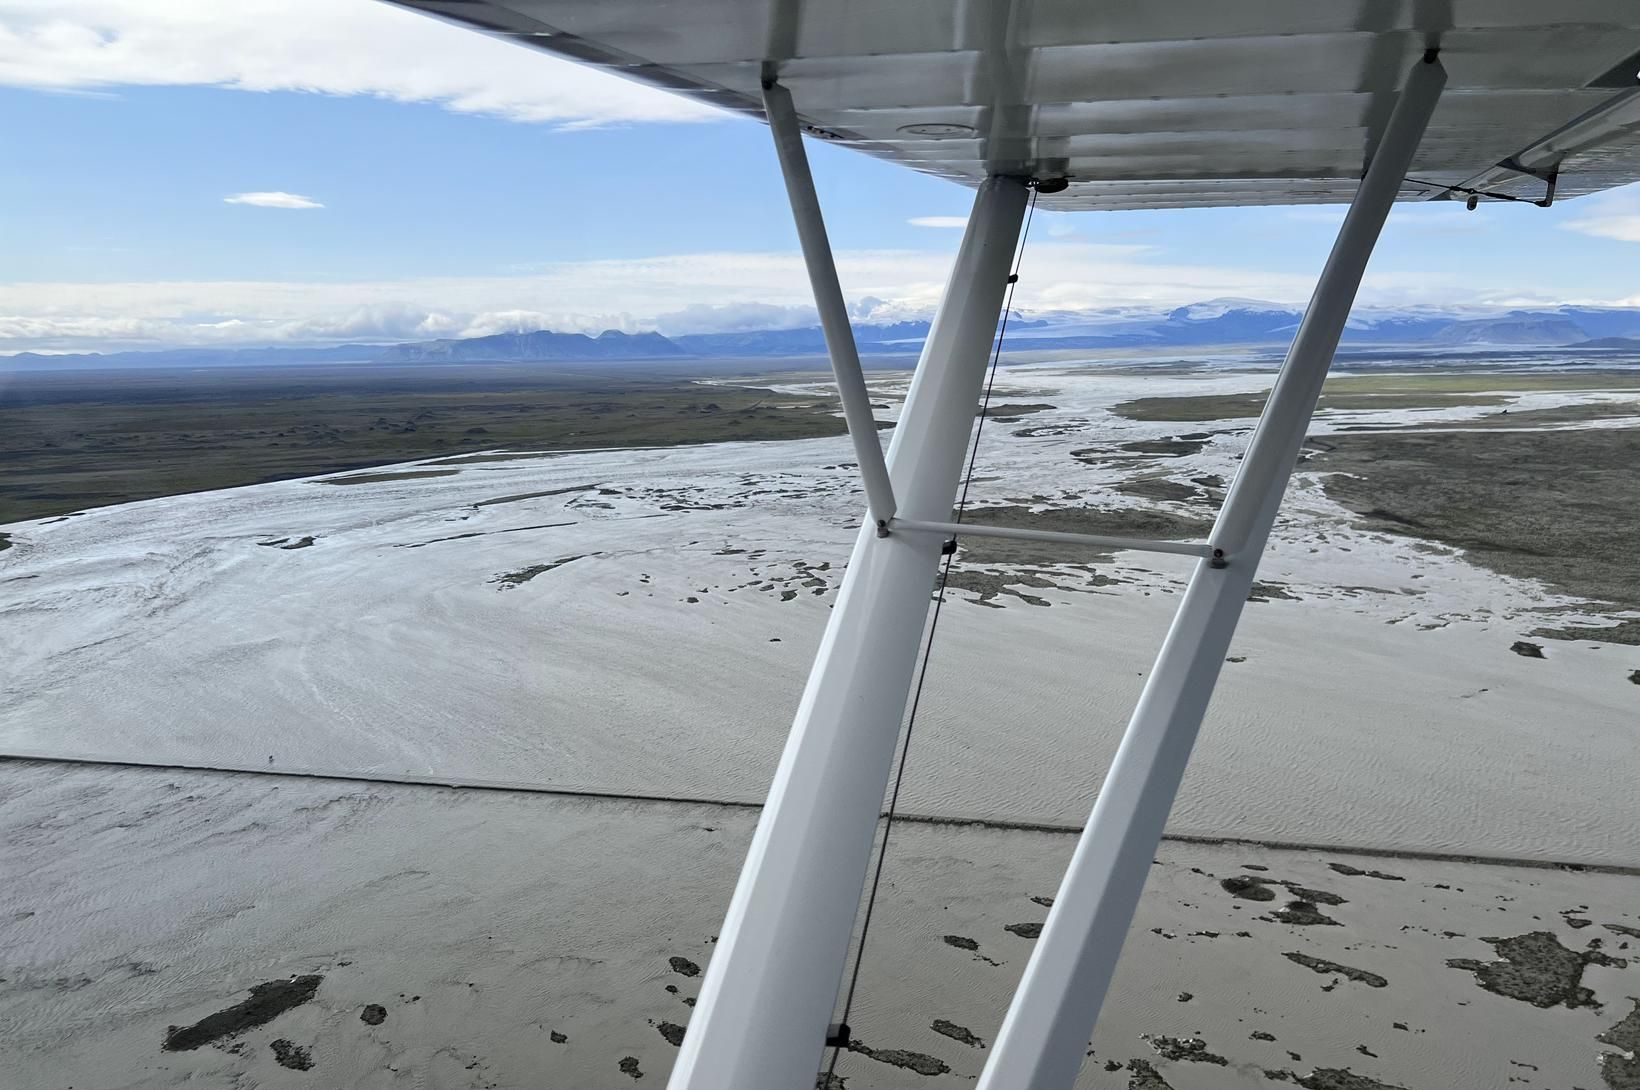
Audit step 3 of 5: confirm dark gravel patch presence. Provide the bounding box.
[952,504,1211,567]
[983,403,1056,418]
[1446,930,1625,1008]
[1146,1035,1227,1065]
[1249,581,1301,603]
[1269,900,1341,926]
[931,1019,985,1048]
[492,554,586,590]
[1283,952,1387,988]
[846,1038,950,1076]
[1329,863,1404,881]
[1221,875,1278,901]
[1600,999,1640,1052]
[163,974,323,1051]
[1126,1058,1176,1089]
[1291,1069,1411,1090]
[1311,428,1640,615]
[1118,478,1204,504]
[270,1039,313,1071]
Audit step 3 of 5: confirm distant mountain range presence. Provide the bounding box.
[10,301,1640,368]
[378,329,686,362]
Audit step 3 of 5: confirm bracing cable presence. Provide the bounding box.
[822,186,1040,1084]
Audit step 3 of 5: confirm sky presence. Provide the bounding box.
[4,0,1640,353]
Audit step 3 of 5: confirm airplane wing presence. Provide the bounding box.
[367,7,1640,1090]
[388,1,1640,209]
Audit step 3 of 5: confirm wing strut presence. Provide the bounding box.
[664,106,1030,1085]
[761,79,897,528]
[974,51,1448,1090]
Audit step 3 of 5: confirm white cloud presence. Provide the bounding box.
[0,241,1496,353]
[1569,216,1640,242]
[0,0,717,126]
[652,302,817,335]
[907,216,968,228]
[1562,184,1640,242]
[224,191,322,209]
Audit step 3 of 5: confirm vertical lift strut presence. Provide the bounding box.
[667,89,1031,1090]
[672,50,1447,1090]
[975,50,1447,1090]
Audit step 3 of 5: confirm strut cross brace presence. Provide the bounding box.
[761,80,897,527]
[890,517,1223,564]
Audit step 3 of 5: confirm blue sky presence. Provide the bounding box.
[3,1,1640,352]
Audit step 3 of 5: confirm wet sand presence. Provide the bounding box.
[2,362,1637,864]
[5,760,1639,1090]
[3,356,1638,1088]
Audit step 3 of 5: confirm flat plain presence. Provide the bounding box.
[3,349,1638,1089]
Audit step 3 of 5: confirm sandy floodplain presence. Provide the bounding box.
[1,363,1635,860]
[3,359,1639,1088]
[5,760,1640,1090]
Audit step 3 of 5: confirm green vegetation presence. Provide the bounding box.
[0,364,847,523]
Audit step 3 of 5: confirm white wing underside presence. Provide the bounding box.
[391,0,1640,210]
